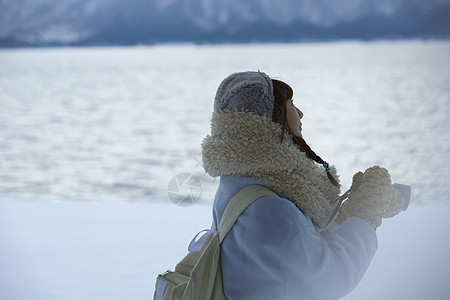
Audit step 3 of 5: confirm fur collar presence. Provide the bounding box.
[201,110,341,228]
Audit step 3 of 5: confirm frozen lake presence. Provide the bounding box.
[0,41,449,203]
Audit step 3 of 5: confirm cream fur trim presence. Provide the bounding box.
[202,110,341,228]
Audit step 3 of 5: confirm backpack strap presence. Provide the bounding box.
[217,184,278,244]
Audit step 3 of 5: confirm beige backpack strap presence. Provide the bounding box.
[217,184,278,244]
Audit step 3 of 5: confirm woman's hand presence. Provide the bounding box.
[336,166,408,230]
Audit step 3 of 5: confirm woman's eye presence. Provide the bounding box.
[290,100,294,105]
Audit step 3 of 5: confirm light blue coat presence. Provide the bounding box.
[213,175,378,300]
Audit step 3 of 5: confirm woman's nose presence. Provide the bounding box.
[296,108,303,119]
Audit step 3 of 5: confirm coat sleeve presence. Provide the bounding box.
[280,207,378,299]
[221,196,377,300]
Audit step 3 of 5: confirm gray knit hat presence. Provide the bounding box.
[214,71,275,118]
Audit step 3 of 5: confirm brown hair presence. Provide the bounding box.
[271,79,340,188]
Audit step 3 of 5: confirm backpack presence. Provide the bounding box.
[153,184,277,300]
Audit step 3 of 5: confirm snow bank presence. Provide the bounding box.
[0,200,449,300]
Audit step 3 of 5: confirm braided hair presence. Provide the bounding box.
[271,79,340,188]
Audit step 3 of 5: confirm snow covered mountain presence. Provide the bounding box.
[0,0,449,46]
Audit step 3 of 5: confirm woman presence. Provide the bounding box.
[201,71,404,299]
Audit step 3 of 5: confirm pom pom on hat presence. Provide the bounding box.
[214,71,275,118]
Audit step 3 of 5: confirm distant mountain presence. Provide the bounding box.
[1,0,449,47]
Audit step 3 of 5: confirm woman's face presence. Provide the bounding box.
[286,99,304,138]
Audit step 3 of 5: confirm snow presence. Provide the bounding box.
[0,41,449,300]
[1,200,449,300]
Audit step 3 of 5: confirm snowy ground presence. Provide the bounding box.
[0,200,449,300]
